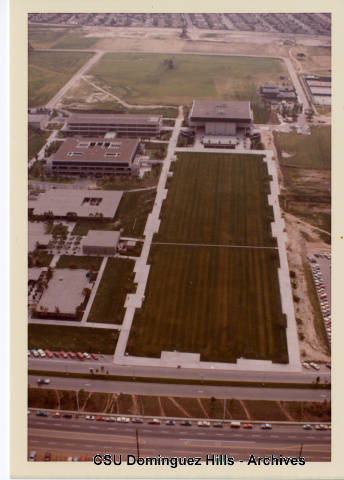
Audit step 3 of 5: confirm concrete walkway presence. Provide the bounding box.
[28,318,122,330]
[153,242,277,250]
[81,257,108,324]
[28,129,58,167]
[113,105,184,363]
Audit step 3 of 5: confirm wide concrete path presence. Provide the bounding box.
[81,257,108,324]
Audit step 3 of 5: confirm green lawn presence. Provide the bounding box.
[72,189,156,238]
[127,245,288,363]
[56,255,103,271]
[275,126,331,170]
[29,51,93,107]
[28,324,119,354]
[87,258,136,324]
[155,153,275,247]
[28,127,50,160]
[86,53,288,123]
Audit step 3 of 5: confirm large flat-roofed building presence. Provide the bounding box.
[47,137,140,177]
[82,230,121,256]
[63,113,162,137]
[189,100,253,136]
[29,189,123,220]
[29,113,49,130]
[309,86,331,96]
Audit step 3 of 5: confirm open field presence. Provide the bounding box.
[127,244,287,363]
[85,53,288,123]
[28,388,331,422]
[28,324,118,354]
[276,126,331,170]
[29,26,101,49]
[87,258,136,325]
[71,189,156,238]
[29,51,93,107]
[55,255,103,271]
[28,128,50,160]
[155,153,275,247]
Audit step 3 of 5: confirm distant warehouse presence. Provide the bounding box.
[63,113,162,137]
[47,137,141,177]
[189,100,253,136]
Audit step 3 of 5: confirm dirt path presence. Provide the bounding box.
[157,397,165,417]
[132,395,140,416]
[197,399,209,418]
[239,400,251,420]
[82,76,177,110]
[287,212,330,236]
[278,401,294,421]
[168,397,190,418]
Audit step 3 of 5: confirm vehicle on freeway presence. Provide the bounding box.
[198,421,211,427]
[44,452,51,461]
[85,415,96,421]
[302,424,312,430]
[213,422,224,428]
[230,421,241,428]
[83,352,91,359]
[53,352,60,358]
[76,352,84,360]
[31,350,39,358]
[260,423,272,430]
[36,411,48,417]
[180,420,192,426]
[62,413,73,419]
[165,420,176,426]
[242,423,253,429]
[131,418,144,424]
[67,352,76,359]
[52,412,61,418]
[29,451,36,462]
[315,424,327,430]
[67,457,73,461]
[45,350,53,358]
[96,416,105,421]
[90,353,98,360]
[37,378,50,385]
[59,351,68,359]
[37,349,46,358]
[148,418,161,425]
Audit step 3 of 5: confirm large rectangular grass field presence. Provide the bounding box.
[87,53,289,123]
[127,245,288,363]
[155,153,276,247]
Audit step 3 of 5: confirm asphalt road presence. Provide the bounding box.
[28,416,331,462]
[28,375,331,402]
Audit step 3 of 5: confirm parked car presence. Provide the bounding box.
[52,412,61,418]
[180,420,192,426]
[213,422,224,428]
[96,416,105,421]
[31,350,39,358]
[310,362,320,370]
[45,350,53,358]
[83,352,91,359]
[230,421,241,428]
[148,418,161,425]
[73,457,79,462]
[302,424,312,430]
[59,351,68,359]
[260,423,272,430]
[106,417,117,422]
[67,457,73,461]
[242,423,253,429]
[117,416,130,423]
[76,352,84,360]
[85,415,96,421]
[131,418,144,424]
[37,349,46,358]
[90,353,98,360]
[29,451,36,461]
[198,421,210,427]
[36,410,48,417]
[315,424,327,430]
[165,420,176,426]
[53,352,60,358]
[62,413,73,419]
[44,452,51,461]
[67,352,76,359]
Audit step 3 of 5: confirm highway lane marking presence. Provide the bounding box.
[52,423,62,426]
[215,434,224,436]
[29,428,140,444]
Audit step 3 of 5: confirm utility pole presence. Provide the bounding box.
[136,428,140,458]
[299,443,303,457]
[223,398,227,420]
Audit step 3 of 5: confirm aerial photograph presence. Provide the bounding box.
[27,12,331,464]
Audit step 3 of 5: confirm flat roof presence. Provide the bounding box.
[83,230,121,248]
[28,222,52,252]
[28,267,44,282]
[37,268,91,315]
[307,81,331,87]
[190,100,252,122]
[52,137,139,164]
[310,87,331,96]
[29,189,123,219]
[67,113,161,126]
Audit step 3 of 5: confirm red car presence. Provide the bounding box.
[59,351,68,359]
[96,416,105,421]
[67,352,76,359]
[90,353,98,360]
[53,352,60,358]
[242,423,253,429]
[45,350,53,358]
[76,352,84,360]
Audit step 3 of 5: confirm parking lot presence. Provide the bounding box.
[308,252,331,344]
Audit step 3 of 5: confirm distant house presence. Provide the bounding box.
[189,99,253,136]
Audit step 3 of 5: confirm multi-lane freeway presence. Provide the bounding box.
[28,415,331,462]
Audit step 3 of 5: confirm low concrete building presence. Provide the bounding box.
[29,189,123,220]
[28,267,44,285]
[63,113,162,137]
[189,100,253,136]
[82,230,121,256]
[28,222,52,252]
[29,114,49,130]
[47,137,141,177]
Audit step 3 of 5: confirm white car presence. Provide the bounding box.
[197,421,210,427]
[302,362,311,369]
[31,350,39,358]
[310,362,320,370]
[37,349,46,358]
[83,352,91,359]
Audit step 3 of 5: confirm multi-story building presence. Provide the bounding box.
[63,113,162,137]
[46,137,141,177]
